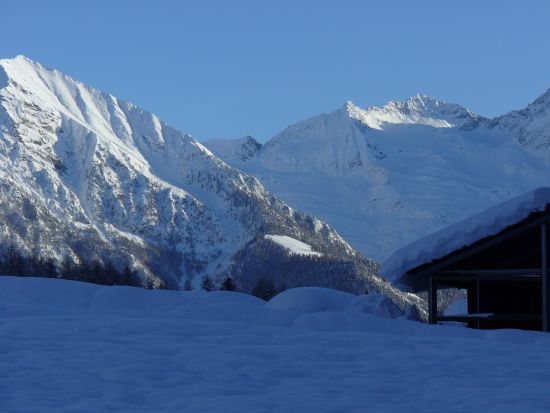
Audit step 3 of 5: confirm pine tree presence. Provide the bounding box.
[103,261,119,285]
[42,258,58,278]
[200,275,214,292]
[251,277,276,301]
[61,256,79,280]
[78,259,95,283]
[121,265,137,286]
[183,278,193,291]
[219,276,235,291]
[6,245,26,275]
[91,261,107,284]
[277,280,287,295]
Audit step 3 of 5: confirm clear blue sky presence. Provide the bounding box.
[2,0,550,142]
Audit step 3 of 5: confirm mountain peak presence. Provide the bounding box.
[0,56,374,295]
[387,94,472,117]
[402,93,445,108]
[342,100,358,110]
[407,92,437,103]
[0,54,50,79]
[342,95,482,130]
[0,54,32,64]
[341,100,367,121]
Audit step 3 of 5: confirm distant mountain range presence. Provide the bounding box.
[0,55,423,310]
[206,91,550,267]
[3,54,547,316]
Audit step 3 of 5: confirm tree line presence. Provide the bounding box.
[0,243,143,287]
[193,273,284,301]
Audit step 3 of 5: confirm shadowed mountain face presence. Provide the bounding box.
[0,55,422,308]
[206,93,550,263]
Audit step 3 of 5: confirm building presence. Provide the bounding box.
[381,188,550,331]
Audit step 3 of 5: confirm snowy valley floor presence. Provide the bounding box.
[2,277,550,412]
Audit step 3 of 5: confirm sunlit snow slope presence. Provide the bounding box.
[0,55,383,294]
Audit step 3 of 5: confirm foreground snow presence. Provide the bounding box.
[2,277,550,412]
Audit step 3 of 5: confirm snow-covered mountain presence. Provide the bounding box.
[205,93,550,267]
[0,55,406,297]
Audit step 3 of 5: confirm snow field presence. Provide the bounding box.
[2,277,550,412]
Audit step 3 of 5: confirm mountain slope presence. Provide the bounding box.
[205,94,550,266]
[0,55,399,297]
[490,89,550,156]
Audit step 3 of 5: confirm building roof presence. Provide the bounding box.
[381,188,550,284]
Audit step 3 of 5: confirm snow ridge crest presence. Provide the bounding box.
[343,94,482,130]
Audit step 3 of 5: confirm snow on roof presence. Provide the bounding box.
[381,187,550,282]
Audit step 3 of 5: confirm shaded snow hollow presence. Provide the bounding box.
[382,187,550,282]
[264,234,323,257]
[2,276,550,412]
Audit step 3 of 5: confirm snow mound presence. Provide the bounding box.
[264,234,323,257]
[382,187,550,282]
[266,287,404,319]
[266,287,356,313]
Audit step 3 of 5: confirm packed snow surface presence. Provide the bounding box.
[381,187,550,282]
[265,234,323,257]
[3,276,550,412]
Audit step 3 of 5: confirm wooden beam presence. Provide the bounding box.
[438,313,542,323]
[428,274,437,324]
[436,269,541,276]
[476,279,481,329]
[432,273,541,285]
[466,284,477,329]
[542,223,549,332]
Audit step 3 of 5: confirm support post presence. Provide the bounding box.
[542,223,549,332]
[466,284,478,329]
[476,279,481,329]
[428,274,437,324]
